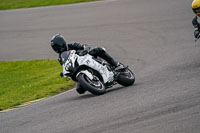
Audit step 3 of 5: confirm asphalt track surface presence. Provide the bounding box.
[0,0,200,132]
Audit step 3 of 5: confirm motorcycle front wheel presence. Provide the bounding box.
[77,73,106,95]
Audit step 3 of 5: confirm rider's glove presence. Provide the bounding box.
[83,44,91,51]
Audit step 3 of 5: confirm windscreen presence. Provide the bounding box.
[60,51,70,64]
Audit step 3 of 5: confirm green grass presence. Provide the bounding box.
[0,60,75,111]
[0,0,98,10]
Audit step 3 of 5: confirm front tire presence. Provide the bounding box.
[77,73,106,95]
[117,68,135,86]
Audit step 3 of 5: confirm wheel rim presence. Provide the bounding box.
[84,75,104,90]
[121,69,134,79]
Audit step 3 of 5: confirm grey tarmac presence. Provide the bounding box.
[1,0,200,133]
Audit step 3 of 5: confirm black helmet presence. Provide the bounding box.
[51,34,67,53]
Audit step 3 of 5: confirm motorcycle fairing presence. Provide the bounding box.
[62,50,114,83]
[77,54,114,83]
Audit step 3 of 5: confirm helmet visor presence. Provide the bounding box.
[193,7,200,14]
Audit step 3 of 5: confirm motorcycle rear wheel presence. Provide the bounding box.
[117,68,135,86]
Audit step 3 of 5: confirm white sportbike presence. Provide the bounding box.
[61,50,135,95]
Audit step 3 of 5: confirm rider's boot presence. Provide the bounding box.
[89,47,125,71]
[76,83,86,94]
[114,63,125,71]
[101,52,124,71]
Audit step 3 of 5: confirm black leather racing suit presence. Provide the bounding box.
[192,16,200,39]
[58,42,118,67]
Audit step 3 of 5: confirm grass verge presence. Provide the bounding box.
[0,60,75,111]
[0,0,98,10]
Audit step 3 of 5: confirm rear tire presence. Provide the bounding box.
[77,73,106,95]
[117,68,135,86]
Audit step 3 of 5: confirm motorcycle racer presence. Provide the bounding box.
[192,0,200,39]
[50,34,122,94]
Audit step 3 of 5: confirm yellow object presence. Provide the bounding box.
[192,0,200,16]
